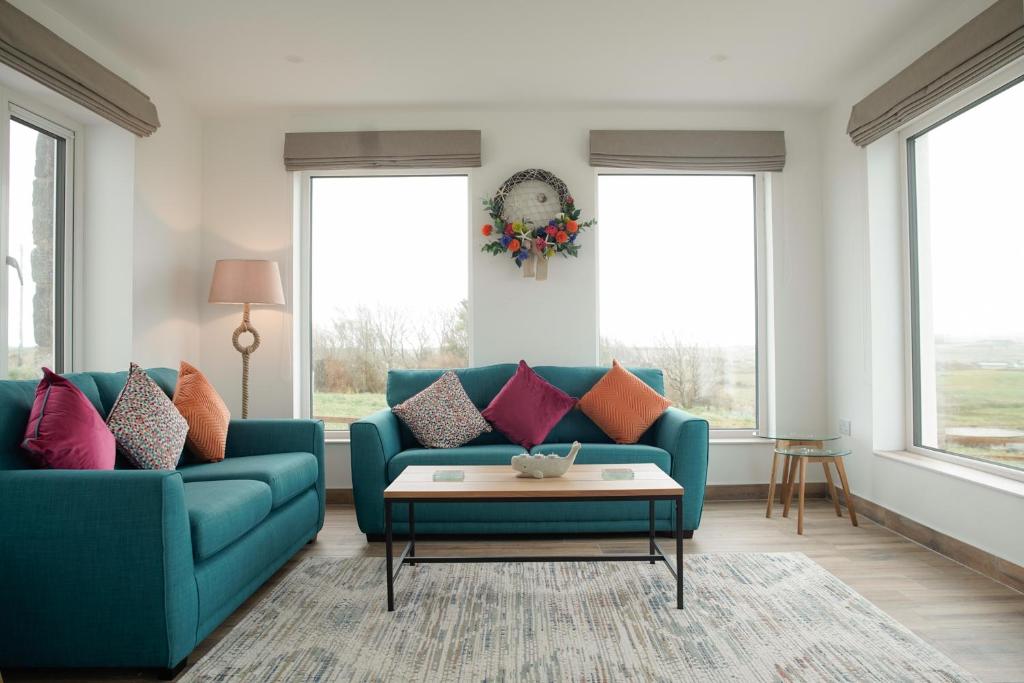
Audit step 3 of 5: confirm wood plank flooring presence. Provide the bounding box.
[4,500,1023,682]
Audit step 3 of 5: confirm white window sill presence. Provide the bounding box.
[874,449,1024,499]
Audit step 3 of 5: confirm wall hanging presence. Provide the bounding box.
[480,168,596,280]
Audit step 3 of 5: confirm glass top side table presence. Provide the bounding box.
[756,433,858,535]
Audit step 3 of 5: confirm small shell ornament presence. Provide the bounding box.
[511,441,581,479]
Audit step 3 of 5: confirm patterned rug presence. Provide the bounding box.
[181,553,976,682]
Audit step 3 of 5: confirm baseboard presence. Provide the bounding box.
[704,483,828,501]
[839,490,1024,595]
[326,488,354,504]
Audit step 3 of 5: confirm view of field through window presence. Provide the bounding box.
[598,174,758,429]
[4,118,59,380]
[910,77,1024,472]
[311,176,469,429]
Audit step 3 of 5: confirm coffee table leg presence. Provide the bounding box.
[676,495,684,609]
[408,502,416,567]
[649,499,656,564]
[385,500,394,612]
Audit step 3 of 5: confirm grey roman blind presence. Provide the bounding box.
[589,130,786,172]
[848,0,1024,147]
[283,130,481,171]
[0,0,159,136]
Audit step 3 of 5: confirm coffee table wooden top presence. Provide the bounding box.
[383,463,683,500]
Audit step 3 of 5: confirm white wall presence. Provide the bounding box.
[201,106,828,488]
[11,0,204,372]
[821,0,1024,566]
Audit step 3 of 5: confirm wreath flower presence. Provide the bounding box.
[480,193,596,268]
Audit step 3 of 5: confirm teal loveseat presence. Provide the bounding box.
[0,368,325,677]
[351,364,708,538]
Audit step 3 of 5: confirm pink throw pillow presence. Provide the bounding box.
[22,368,116,470]
[481,360,577,449]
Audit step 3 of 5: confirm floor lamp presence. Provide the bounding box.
[208,259,285,418]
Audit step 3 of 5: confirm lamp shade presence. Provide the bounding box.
[208,259,285,305]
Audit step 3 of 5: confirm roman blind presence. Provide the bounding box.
[589,130,786,172]
[848,0,1024,147]
[0,0,159,136]
[283,130,482,171]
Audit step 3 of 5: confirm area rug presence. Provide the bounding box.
[181,553,976,682]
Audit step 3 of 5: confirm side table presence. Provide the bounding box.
[756,433,858,535]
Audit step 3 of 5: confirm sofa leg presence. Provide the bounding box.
[681,530,694,539]
[308,534,318,544]
[159,657,188,680]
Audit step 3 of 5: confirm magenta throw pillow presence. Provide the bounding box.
[481,360,577,449]
[21,368,116,470]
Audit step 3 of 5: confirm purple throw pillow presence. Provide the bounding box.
[22,368,116,470]
[482,360,577,449]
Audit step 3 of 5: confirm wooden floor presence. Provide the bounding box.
[5,500,1024,682]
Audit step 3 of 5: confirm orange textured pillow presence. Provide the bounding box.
[173,361,231,462]
[578,360,672,444]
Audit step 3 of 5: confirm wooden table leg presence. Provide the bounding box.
[385,500,394,611]
[823,460,842,517]
[766,451,780,518]
[834,457,859,527]
[782,456,798,518]
[797,456,808,535]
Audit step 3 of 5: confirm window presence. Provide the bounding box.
[597,174,764,431]
[2,102,74,379]
[307,175,469,431]
[906,76,1024,473]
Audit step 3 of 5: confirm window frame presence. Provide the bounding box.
[899,60,1024,482]
[0,87,78,378]
[295,169,474,439]
[593,170,771,438]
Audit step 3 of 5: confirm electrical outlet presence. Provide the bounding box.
[839,419,851,436]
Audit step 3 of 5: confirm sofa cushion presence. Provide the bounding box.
[392,370,491,448]
[173,361,231,462]
[577,361,672,444]
[531,442,672,472]
[481,361,578,449]
[106,364,189,470]
[387,444,525,481]
[178,452,318,508]
[21,368,116,470]
[183,480,272,561]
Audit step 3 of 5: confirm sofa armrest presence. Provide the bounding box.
[0,469,197,668]
[349,409,402,535]
[655,407,710,529]
[225,418,326,529]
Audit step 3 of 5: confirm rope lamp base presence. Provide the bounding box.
[231,303,261,419]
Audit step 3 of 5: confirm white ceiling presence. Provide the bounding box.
[43,0,955,114]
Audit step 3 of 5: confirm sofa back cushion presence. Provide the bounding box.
[0,373,104,470]
[0,368,177,470]
[386,364,665,449]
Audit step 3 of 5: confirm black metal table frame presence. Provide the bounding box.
[384,494,684,612]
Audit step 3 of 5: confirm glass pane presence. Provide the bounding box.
[310,176,469,430]
[598,175,757,429]
[910,78,1024,472]
[6,118,59,379]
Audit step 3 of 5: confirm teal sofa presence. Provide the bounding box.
[351,364,708,538]
[0,368,325,677]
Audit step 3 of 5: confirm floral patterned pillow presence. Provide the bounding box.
[106,363,189,469]
[392,370,491,448]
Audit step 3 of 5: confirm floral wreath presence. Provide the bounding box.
[480,168,596,268]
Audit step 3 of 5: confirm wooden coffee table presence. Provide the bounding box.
[382,463,685,611]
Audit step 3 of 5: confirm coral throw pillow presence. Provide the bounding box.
[21,368,116,470]
[482,360,577,450]
[107,363,189,470]
[392,370,491,448]
[173,361,231,462]
[578,360,672,444]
